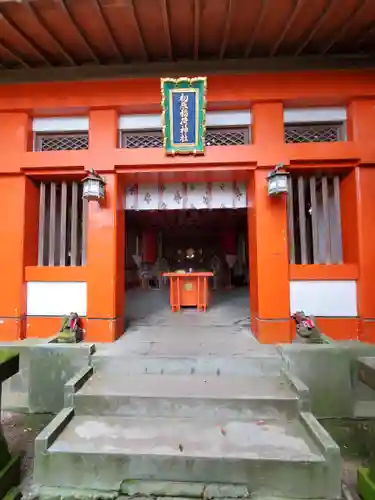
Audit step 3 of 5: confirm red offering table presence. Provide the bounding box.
[163,272,213,312]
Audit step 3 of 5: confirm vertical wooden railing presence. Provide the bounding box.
[288,174,343,265]
[333,176,343,264]
[37,181,87,266]
[59,181,67,266]
[297,176,308,264]
[287,176,295,264]
[37,182,46,266]
[309,176,319,263]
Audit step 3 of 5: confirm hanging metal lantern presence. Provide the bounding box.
[267,163,289,196]
[82,169,106,201]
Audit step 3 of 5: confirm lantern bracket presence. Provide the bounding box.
[84,168,106,184]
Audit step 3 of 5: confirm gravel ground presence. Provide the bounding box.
[0,411,366,498]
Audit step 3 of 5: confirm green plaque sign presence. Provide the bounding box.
[161,77,207,155]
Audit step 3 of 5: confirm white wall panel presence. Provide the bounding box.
[27,282,87,316]
[119,114,162,130]
[284,107,346,124]
[290,280,357,317]
[32,117,89,132]
[206,110,252,126]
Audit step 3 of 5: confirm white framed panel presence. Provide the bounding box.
[119,110,252,131]
[119,114,162,131]
[32,117,89,132]
[284,107,347,124]
[206,110,252,126]
[27,282,87,316]
[290,280,357,317]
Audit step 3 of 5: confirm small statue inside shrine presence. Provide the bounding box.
[56,312,83,343]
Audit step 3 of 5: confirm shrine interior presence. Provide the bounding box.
[124,208,249,328]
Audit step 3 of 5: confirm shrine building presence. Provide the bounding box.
[0,0,374,344]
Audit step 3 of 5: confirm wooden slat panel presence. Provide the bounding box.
[333,175,343,264]
[38,182,46,266]
[59,181,67,266]
[309,176,319,264]
[298,176,307,264]
[70,182,78,266]
[81,197,88,265]
[48,182,56,266]
[322,176,331,264]
[287,177,295,264]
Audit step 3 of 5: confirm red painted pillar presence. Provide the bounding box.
[86,110,125,342]
[248,102,291,343]
[0,113,38,341]
[347,99,375,342]
[248,170,290,343]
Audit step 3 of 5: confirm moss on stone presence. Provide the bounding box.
[0,350,18,365]
[2,487,21,500]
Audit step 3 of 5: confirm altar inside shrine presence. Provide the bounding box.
[163,271,214,312]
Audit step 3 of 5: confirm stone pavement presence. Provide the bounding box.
[124,287,251,330]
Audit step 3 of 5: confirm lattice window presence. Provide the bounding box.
[287,174,343,265]
[206,127,250,146]
[34,133,89,151]
[284,123,345,143]
[121,131,162,148]
[38,181,88,266]
[120,127,250,148]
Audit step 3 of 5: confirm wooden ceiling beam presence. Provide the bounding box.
[0,54,372,83]
[0,39,31,68]
[25,0,76,65]
[294,0,337,56]
[193,0,200,60]
[244,0,270,58]
[321,0,371,54]
[92,0,125,62]
[219,0,234,59]
[58,0,101,64]
[0,9,53,65]
[129,0,148,61]
[161,0,173,60]
[270,0,306,57]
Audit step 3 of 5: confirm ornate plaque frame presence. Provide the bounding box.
[161,77,207,155]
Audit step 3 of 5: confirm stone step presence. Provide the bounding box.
[74,373,299,419]
[30,484,327,500]
[34,414,328,499]
[92,355,283,377]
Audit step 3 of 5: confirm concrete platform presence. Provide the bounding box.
[74,373,299,419]
[95,328,264,358]
[93,319,282,377]
[32,289,342,499]
[36,414,328,498]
